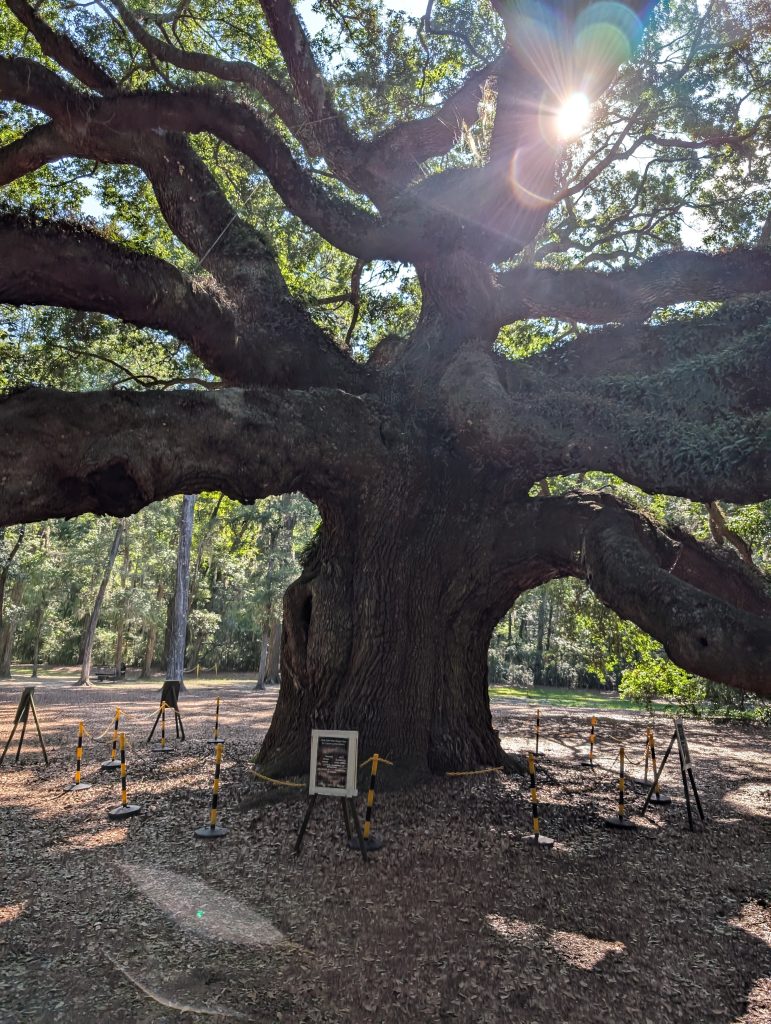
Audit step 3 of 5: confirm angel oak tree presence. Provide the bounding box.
[0,0,769,777]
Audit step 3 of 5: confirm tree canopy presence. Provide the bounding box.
[0,0,769,774]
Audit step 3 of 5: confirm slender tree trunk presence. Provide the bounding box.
[78,520,125,686]
[255,618,271,690]
[0,577,24,679]
[141,625,156,679]
[114,625,124,676]
[545,599,554,653]
[31,606,44,679]
[266,618,281,683]
[167,494,196,684]
[533,591,548,686]
[0,526,26,680]
[114,534,130,674]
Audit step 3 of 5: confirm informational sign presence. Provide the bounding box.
[309,729,358,797]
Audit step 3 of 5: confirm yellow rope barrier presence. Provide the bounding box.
[445,766,503,776]
[248,768,305,788]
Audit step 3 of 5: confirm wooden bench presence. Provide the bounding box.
[92,664,126,682]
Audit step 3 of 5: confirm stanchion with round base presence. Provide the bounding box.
[64,721,93,792]
[107,733,141,820]
[195,742,228,840]
[101,706,122,771]
[524,752,555,849]
[604,745,637,830]
[152,703,175,756]
[645,729,671,806]
[348,833,384,852]
[206,697,222,747]
[195,823,229,839]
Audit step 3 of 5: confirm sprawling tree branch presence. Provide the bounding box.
[0,386,386,525]
[439,300,771,502]
[360,54,503,194]
[114,0,503,204]
[536,492,771,694]
[6,0,117,91]
[111,0,317,153]
[0,57,391,258]
[257,0,373,194]
[495,249,771,327]
[0,122,71,184]
[0,213,241,372]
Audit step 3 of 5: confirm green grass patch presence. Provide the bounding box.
[488,684,678,713]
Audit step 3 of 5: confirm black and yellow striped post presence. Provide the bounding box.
[206,697,222,747]
[64,721,92,792]
[604,745,636,830]
[107,733,141,819]
[535,708,541,758]
[347,753,392,852]
[151,702,174,755]
[581,715,597,767]
[195,741,228,839]
[643,727,651,782]
[524,751,554,848]
[101,707,122,770]
[646,729,672,806]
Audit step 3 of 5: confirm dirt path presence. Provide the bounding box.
[1,683,769,1023]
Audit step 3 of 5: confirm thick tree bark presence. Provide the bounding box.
[258,472,554,779]
[78,520,125,685]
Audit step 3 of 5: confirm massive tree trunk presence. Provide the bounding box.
[1,0,770,782]
[258,470,552,778]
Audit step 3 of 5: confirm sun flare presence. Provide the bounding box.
[556,92,592,140]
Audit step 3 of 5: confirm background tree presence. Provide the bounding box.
[78,518,125,684]
[0,0,769,777]
[166,493,196,684]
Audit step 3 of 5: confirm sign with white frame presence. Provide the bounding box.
[309,729,358,797]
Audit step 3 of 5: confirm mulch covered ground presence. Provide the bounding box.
[1,680,770,1023]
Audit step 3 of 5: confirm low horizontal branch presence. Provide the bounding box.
[537,492,771,694]
[439,300,771,502]
[0,213,246,378]
[0,386,385,525]
[495,249,771,327]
